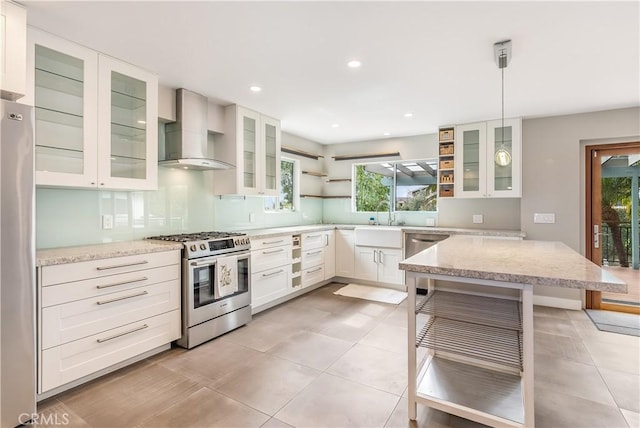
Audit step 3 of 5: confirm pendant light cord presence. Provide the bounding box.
[501,59,505,146]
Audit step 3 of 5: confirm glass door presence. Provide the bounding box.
[29,29,98,187]
[454,122,486,198]
[242,114,257,190]
[262,116,280,196]
[97,55,157,190]
[587,143,640,313]
[487,118,521,197]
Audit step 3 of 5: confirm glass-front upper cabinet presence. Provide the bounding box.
[455,122,487,198]
[26,29,99,187]
[214,105,281,196]
[242,112,258,190]
[487,118,521,197]
[98,55,157,190]
[454,119,521,198]
[25,29,158,190]
[262,115,281,195]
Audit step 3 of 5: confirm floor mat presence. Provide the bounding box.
[585,309,640,337]
[333,284,407,304]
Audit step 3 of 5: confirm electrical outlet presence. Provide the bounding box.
[472,214,484,224]
[102,214,114,230]
[534,213,556,224]
[249,213,255,223]
[425,218,436,227]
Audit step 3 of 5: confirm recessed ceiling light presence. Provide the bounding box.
[250,86,262,92]
[347,60,361,68]
[404,112,413,118]
[383,132,391,136]
[331,123,340,128]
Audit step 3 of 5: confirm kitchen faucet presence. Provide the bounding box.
[374,199,394,226]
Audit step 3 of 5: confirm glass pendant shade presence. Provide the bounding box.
[495,147,512,166]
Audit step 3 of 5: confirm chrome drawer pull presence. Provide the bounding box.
[307,267,322,273]
[97,324,148,343]
[262,269,284,277]
[262,248,285,255]
[306,234,321,238]
[96,277,148,289]
[96,290,148,305]
[307,250,322,255]
[96,260,148,271]
[263,239,284,245]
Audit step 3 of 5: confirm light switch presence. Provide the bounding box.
[102,214,114,229]
[472,214,484,224]
[425,218,436,226]
[534,213,556,224]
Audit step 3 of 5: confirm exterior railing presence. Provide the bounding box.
[602,222,639,266]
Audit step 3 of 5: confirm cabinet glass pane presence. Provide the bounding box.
[243,116,257,188]
[34,45,85,175]
[264,122,277,190]
[462,129,480,191]
[493,126,513,191]
[110,71,146,180]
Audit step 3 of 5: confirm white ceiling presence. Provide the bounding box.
[24,1,640,144]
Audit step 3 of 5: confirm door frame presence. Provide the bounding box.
[585,142,640,313]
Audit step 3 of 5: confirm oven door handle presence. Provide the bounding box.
[191,259,218,267]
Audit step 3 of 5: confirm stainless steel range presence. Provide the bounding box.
[146,231,251,348]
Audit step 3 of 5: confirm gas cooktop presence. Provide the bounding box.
[146,231,250,259]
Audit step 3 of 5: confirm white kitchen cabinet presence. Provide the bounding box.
[324,230,336,279]
[0,0,26,100]
[454,118,521,198]
[38,250,181,394]
[215,105,281,196]
[250,234,292,311]
[25,29,158,190]
[355,246,404,285]
[335,229,355,277]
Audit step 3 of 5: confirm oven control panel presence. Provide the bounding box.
[185,236,251,259]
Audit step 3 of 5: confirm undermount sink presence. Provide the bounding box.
[354,226,403,248]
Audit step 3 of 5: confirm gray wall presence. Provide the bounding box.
[521,107,640,305]
[322,134,521,230]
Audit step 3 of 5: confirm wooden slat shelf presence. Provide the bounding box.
[302,171,328,177]
[281,146,324,160]
[332,152,400,161]
[300,194,351,199]
[326,178,352,183]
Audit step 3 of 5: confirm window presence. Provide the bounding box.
[353,159,438,212]
[264,158,299,211]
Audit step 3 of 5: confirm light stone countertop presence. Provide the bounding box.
[399,235,627,293]
[36,241,183,267]
[243,224,525,239]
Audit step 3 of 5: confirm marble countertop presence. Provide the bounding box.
[244,224,524,239]
[399,235,627,293]
[37,241,183,267]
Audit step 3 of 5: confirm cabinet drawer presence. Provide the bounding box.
[41,264,180,307]
[302,247,324,269]
[301,232,325,250]
[42,279,180,349]
[41,250,180,286]
[302,265,325,288]
[251,234,291,250]
[40,310,180,393]
[251,266,290,308]
[251,244,292,273]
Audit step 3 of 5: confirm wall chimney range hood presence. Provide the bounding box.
[160,89,234,170]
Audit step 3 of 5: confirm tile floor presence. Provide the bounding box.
[37,283,640,428]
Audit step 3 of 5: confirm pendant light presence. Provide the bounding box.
[494,40,512,167]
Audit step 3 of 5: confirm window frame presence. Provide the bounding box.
[264,156,300,212]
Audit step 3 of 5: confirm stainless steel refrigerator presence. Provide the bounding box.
[0,99,35,427]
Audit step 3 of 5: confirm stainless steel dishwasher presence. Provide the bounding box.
[404,233,449,293]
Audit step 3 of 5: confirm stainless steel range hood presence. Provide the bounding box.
[160,89,234,170]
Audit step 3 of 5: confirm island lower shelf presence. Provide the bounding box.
[416,355,525,426]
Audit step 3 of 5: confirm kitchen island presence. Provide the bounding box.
[399,235,627,428]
